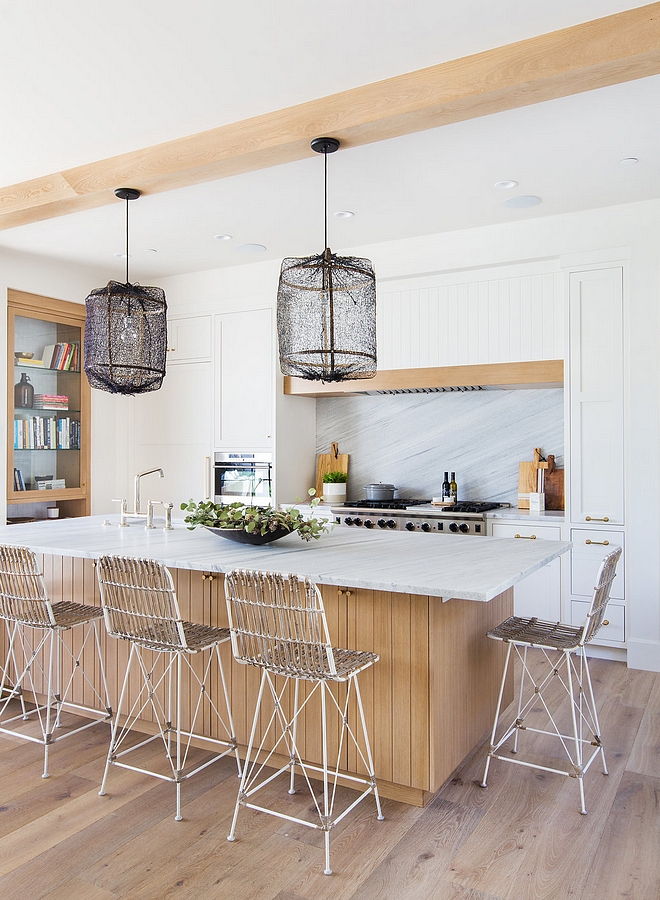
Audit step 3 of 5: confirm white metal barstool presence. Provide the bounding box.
[224,568,384,876]
[481,545,622,814]
[0,544,112,778]
[96,555,241,820]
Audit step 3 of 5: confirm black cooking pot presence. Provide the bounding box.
[364,483,396,501]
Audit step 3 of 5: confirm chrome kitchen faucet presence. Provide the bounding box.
[133,468,164,516]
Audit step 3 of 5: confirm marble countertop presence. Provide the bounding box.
[486,509,565,523]
[0,515,570,603]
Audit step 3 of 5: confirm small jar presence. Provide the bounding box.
[14,373,34,409]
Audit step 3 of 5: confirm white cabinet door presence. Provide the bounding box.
[568,267,624,525]
[214,309,273,449]
[133,359,212,510]
[491,522,562,621]
[167,316,212,362]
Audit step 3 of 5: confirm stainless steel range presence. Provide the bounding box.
[331,500,511,536]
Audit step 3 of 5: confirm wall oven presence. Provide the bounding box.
[214,452,273,506]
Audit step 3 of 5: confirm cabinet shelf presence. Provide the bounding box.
[7,290,90,518]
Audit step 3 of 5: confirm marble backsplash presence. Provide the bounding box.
[316,389,564,505]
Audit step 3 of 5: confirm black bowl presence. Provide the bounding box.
[204,525,291,545]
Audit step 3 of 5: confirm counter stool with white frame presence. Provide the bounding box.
[0,544,112,778]
[480,545,622,815]
[224,568,384,876]
[96,555,241,821]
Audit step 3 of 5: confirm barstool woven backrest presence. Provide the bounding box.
[224,569,337,679]
[0,545,55,627]
[96,555,187,651]
[580,546,622,647]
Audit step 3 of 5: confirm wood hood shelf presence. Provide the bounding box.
[283,360,563,397]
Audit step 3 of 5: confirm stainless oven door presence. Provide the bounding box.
[214,452,273,506]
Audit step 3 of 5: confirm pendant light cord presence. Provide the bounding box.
[125,196,130,284]
[324,149,328,251]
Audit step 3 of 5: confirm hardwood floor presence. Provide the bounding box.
[1,655,659,899]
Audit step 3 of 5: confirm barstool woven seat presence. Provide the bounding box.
[96,555,241,821]
[224,568,383,876]
[0,544,112,778]
[481,546,622,814]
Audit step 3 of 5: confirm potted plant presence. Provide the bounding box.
[322,470,348,503]
[180,491,327,545]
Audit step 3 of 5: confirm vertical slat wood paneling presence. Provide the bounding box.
[377,267,564,369]
[29,556,514,805]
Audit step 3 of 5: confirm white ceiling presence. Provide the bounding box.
[0,0,657,281]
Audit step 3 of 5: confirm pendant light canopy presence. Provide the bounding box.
[277,137,377,382]
[84,188,167,396]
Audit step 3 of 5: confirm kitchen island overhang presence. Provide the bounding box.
[0,518,570,806]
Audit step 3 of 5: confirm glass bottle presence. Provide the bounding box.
[441,471,451,502]
[449,472,458,503]
[14,373,34,409]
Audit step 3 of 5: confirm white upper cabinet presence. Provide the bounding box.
[214,308,273,449]
[568,267,624,526]
[166,315,212,362]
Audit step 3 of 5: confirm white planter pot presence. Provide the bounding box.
[322,482,347,503]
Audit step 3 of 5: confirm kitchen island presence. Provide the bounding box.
[0,517,570,806]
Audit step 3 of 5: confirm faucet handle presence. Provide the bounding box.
[111,499,129,527]
[147,500,174,530]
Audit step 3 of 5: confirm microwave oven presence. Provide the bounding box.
[214,452,273,506]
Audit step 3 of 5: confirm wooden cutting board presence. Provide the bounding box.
[315,442,349,498]
[517,448,564,510]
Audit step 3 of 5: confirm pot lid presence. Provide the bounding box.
[365,483,396,489]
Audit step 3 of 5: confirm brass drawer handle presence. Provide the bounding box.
[585,516,610,522]
[586,539,610,546]
[603,620,610,626]
[201,573,215,581]
[514,534,536,540]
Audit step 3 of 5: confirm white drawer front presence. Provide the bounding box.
[571,600,625,644]
[491,523,562,541]
[570,529,624,601]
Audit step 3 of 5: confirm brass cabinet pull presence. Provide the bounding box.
[585,516,610,522]
[586,539,610,546]
[201,573,215,581]
[514,534,536,540]
[603,620,610,626]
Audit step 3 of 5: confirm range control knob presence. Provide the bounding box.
[364,519,374,529]
[386,519,397,529]
[459,522,469,533]
[405,521,416,531]
[377,519,388,529]
[449,522,459,533]
[421,522,431,532]
[344,517,353,526]
[354,517,363,526]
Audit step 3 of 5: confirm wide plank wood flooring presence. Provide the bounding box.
[1,655,659,899]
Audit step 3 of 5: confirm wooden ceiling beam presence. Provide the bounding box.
[1,2,659,230]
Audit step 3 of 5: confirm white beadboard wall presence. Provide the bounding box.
[377,269,564,369]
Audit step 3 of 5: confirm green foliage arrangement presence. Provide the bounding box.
[322,470,349,483]
[180,491,326,542]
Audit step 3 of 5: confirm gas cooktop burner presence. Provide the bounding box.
[342,499,431,510]
[441,502,505,513]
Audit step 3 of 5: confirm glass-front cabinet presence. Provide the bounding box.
[7,290,90,518]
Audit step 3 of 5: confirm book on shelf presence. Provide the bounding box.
[36,479,66,490]
[17,358,44,367]
[33,393,69,410]
[13,468,25,491]
[14,415,81,450]
[41,342,80,372]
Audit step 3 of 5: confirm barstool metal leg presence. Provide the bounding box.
[481,641,513,788]
[289,678,299,795]
[228,668,268,843]
[100,642,136,797]
[175,651,183,822]
[215,643,242,778]
[353,674,384,821]
[582,650,608,776]
[42,630,56,778]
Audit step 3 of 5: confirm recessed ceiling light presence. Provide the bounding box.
[619,157,638,166]
[145,248,158,254]
[114,252,130,258]
[334,210,354,218]
[494,180,518,190]
[214,233,232,241]
[502,195,541,209]
[235,243,266,253]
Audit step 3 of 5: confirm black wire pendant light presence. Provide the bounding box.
[277,137,377,382]
[83,188,167,396]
